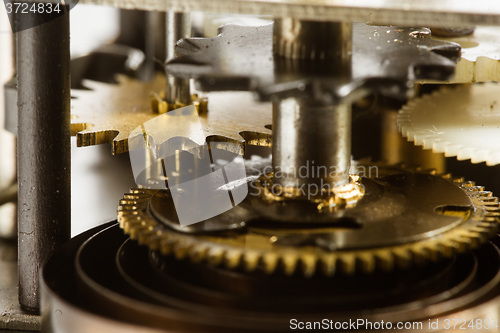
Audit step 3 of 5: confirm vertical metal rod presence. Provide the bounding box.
[272,19,353,189]
[17,7,71,311]
[272,99,351,188]
[165,12,191,105]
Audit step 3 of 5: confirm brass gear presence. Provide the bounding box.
[71,74,272,155]
[118,169,499,277]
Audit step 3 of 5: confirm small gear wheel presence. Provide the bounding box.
[118,166,499,277]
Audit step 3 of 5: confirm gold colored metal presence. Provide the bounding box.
[71,74,271,155]
[118,171,499,277]
[151,90,208,115]
[381,108,445,173]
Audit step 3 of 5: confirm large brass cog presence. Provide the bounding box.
[71,74,272,155]
[118,166,500,277]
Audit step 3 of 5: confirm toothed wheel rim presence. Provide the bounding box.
[118,171,499,277]
[398,83,500,166]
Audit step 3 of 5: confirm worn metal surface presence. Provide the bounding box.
[23,0,500,28]
[16,8,71,311]
[167,24,460,102]
[72,74,272,155]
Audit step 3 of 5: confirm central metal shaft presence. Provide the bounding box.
[272,99,351,188]
[165,12,191,105]
[272,19,353,190]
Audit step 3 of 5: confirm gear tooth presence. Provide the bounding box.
[189,245,209,263]
[147,233,162,251]
[374,251,395,272]
[300,254,317,278]
[117,202,138,212]
[224,250,243,269]
[206,246,225,266]
[128,223,146,240]
[443,143,463,156]
[119,199,137,205]
[427,243,443,262]
[160,237,176,256]
[262,253,279,274]
[422,137,441,150]
[320,254,337,277]
[393,248,413,270]
[436,240,456,258]
[480,193,497,201]
[281,253,299,276]
[174,241,194,260]
[462,180,476,188]
[440,173,452,181]
[411,245,432,265]
[243,251,261,272]
[338,253,356,275]
[356,253,375,274]
[136,226,154,245]
[451,235,472,253]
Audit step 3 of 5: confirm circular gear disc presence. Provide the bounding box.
[431,26,500,83]
[398,83,500,166]
[118,167,499,277]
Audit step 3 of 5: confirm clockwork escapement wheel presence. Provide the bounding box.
[118,165,500,277]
